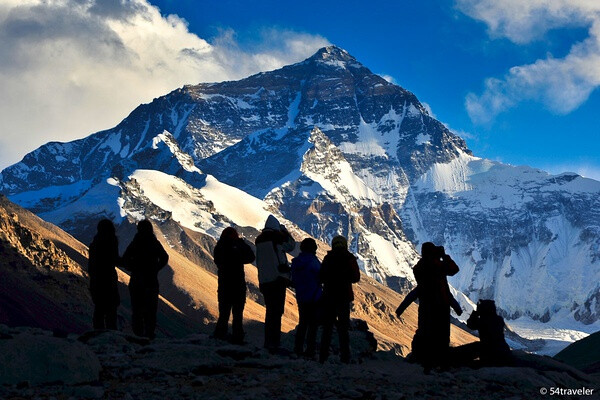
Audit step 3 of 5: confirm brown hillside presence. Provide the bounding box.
[0,194,476,352]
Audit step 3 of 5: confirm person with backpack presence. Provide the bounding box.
[122,219,169,339]
[213,227,256,344]
[319,235,360,363]
[88,219,121,330]
[291,238,322,358]
[255,215,296,352]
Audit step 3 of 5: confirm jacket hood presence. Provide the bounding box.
[264,215,281,230]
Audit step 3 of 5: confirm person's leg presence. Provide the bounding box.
[295,302,309,355]
[231,300,245,344]
[106,305,118,330]
[337,302,351,363]
[129,286,144,337]
[144,288,159,339]
[305,302,319,357]
[260,281,277,349]
[319,301,335,363]
[214,294,232,339]
[93,303,105,330]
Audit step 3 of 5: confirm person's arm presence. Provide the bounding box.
[466,311,480,330]
[279,226,296,253]
[449,293,463,316]
[239,239,256,264]
[347,254,360,283]
[156,240,169,271]
[121,242,134,272]
[442,254,459,276]
[395,287,418,316]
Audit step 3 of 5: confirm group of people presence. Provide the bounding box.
[88,219,168,339]
[213,215,360,363]
[395,242,511,372]
[89,215,510,369]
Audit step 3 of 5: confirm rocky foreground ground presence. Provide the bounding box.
[0,324,598,400]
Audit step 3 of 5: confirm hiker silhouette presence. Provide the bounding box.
[452,300,512,367]
[255,215,296,352]
[291,237,322,358]
[88,219,120,330]
[319,235,360,364]
[411,242,459,371]
[122,219,168,339]
[213,227,255,344]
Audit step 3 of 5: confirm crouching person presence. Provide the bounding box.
[453,300,512,367]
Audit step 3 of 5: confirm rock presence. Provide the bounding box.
[132,343,233,374]
[0,333,101,385]
[67,385,105,399]
[216,345,254,360]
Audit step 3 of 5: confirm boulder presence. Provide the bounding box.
[0,332,101,385]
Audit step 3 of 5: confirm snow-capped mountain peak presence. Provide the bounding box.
[2,46,600,352]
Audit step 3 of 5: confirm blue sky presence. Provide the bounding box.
[150,0,600,178]
[0,0,599,179]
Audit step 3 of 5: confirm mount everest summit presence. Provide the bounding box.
[1,46,599,349]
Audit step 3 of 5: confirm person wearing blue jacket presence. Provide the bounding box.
[291,238,322,358]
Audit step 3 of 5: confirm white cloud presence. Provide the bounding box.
[421,102,436,118]
[380,74,397,84]
[543,163,600,182]
[457,0,600,124]
[0,0,329,169]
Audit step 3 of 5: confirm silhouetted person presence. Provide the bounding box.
[454,300,512,367]
[255,215,296,352]
[412,242,459,372]
[291,238,322,358]
[395,286,462,318]
[122,219,168,339]
[319,235,360,364]
[88,219,120,330]
[213,227,255,344]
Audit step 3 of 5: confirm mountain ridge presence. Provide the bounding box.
[1,46,599,352]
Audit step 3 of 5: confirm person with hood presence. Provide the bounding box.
[412,242,459,372]
[122,219,169,339]
[319,235,360,364]
[88,219,121,330]
[291,238,322,358]
[213,227,255,344]
[255,215,296,352]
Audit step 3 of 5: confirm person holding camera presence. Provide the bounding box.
[213,227,256,344]
[411,242,459,372]
[255,215,296,352]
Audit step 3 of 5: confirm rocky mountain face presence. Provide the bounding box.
[1,46,599,335]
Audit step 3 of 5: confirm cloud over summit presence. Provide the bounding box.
[0,0,329,169]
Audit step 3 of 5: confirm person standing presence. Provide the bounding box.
[122,219,169,339]
[291,238,322,358]
[412,242,459,372]
[88,219,120,330]
[213,227,255,344]
[319,235,360,364]
[255,215,296,352]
